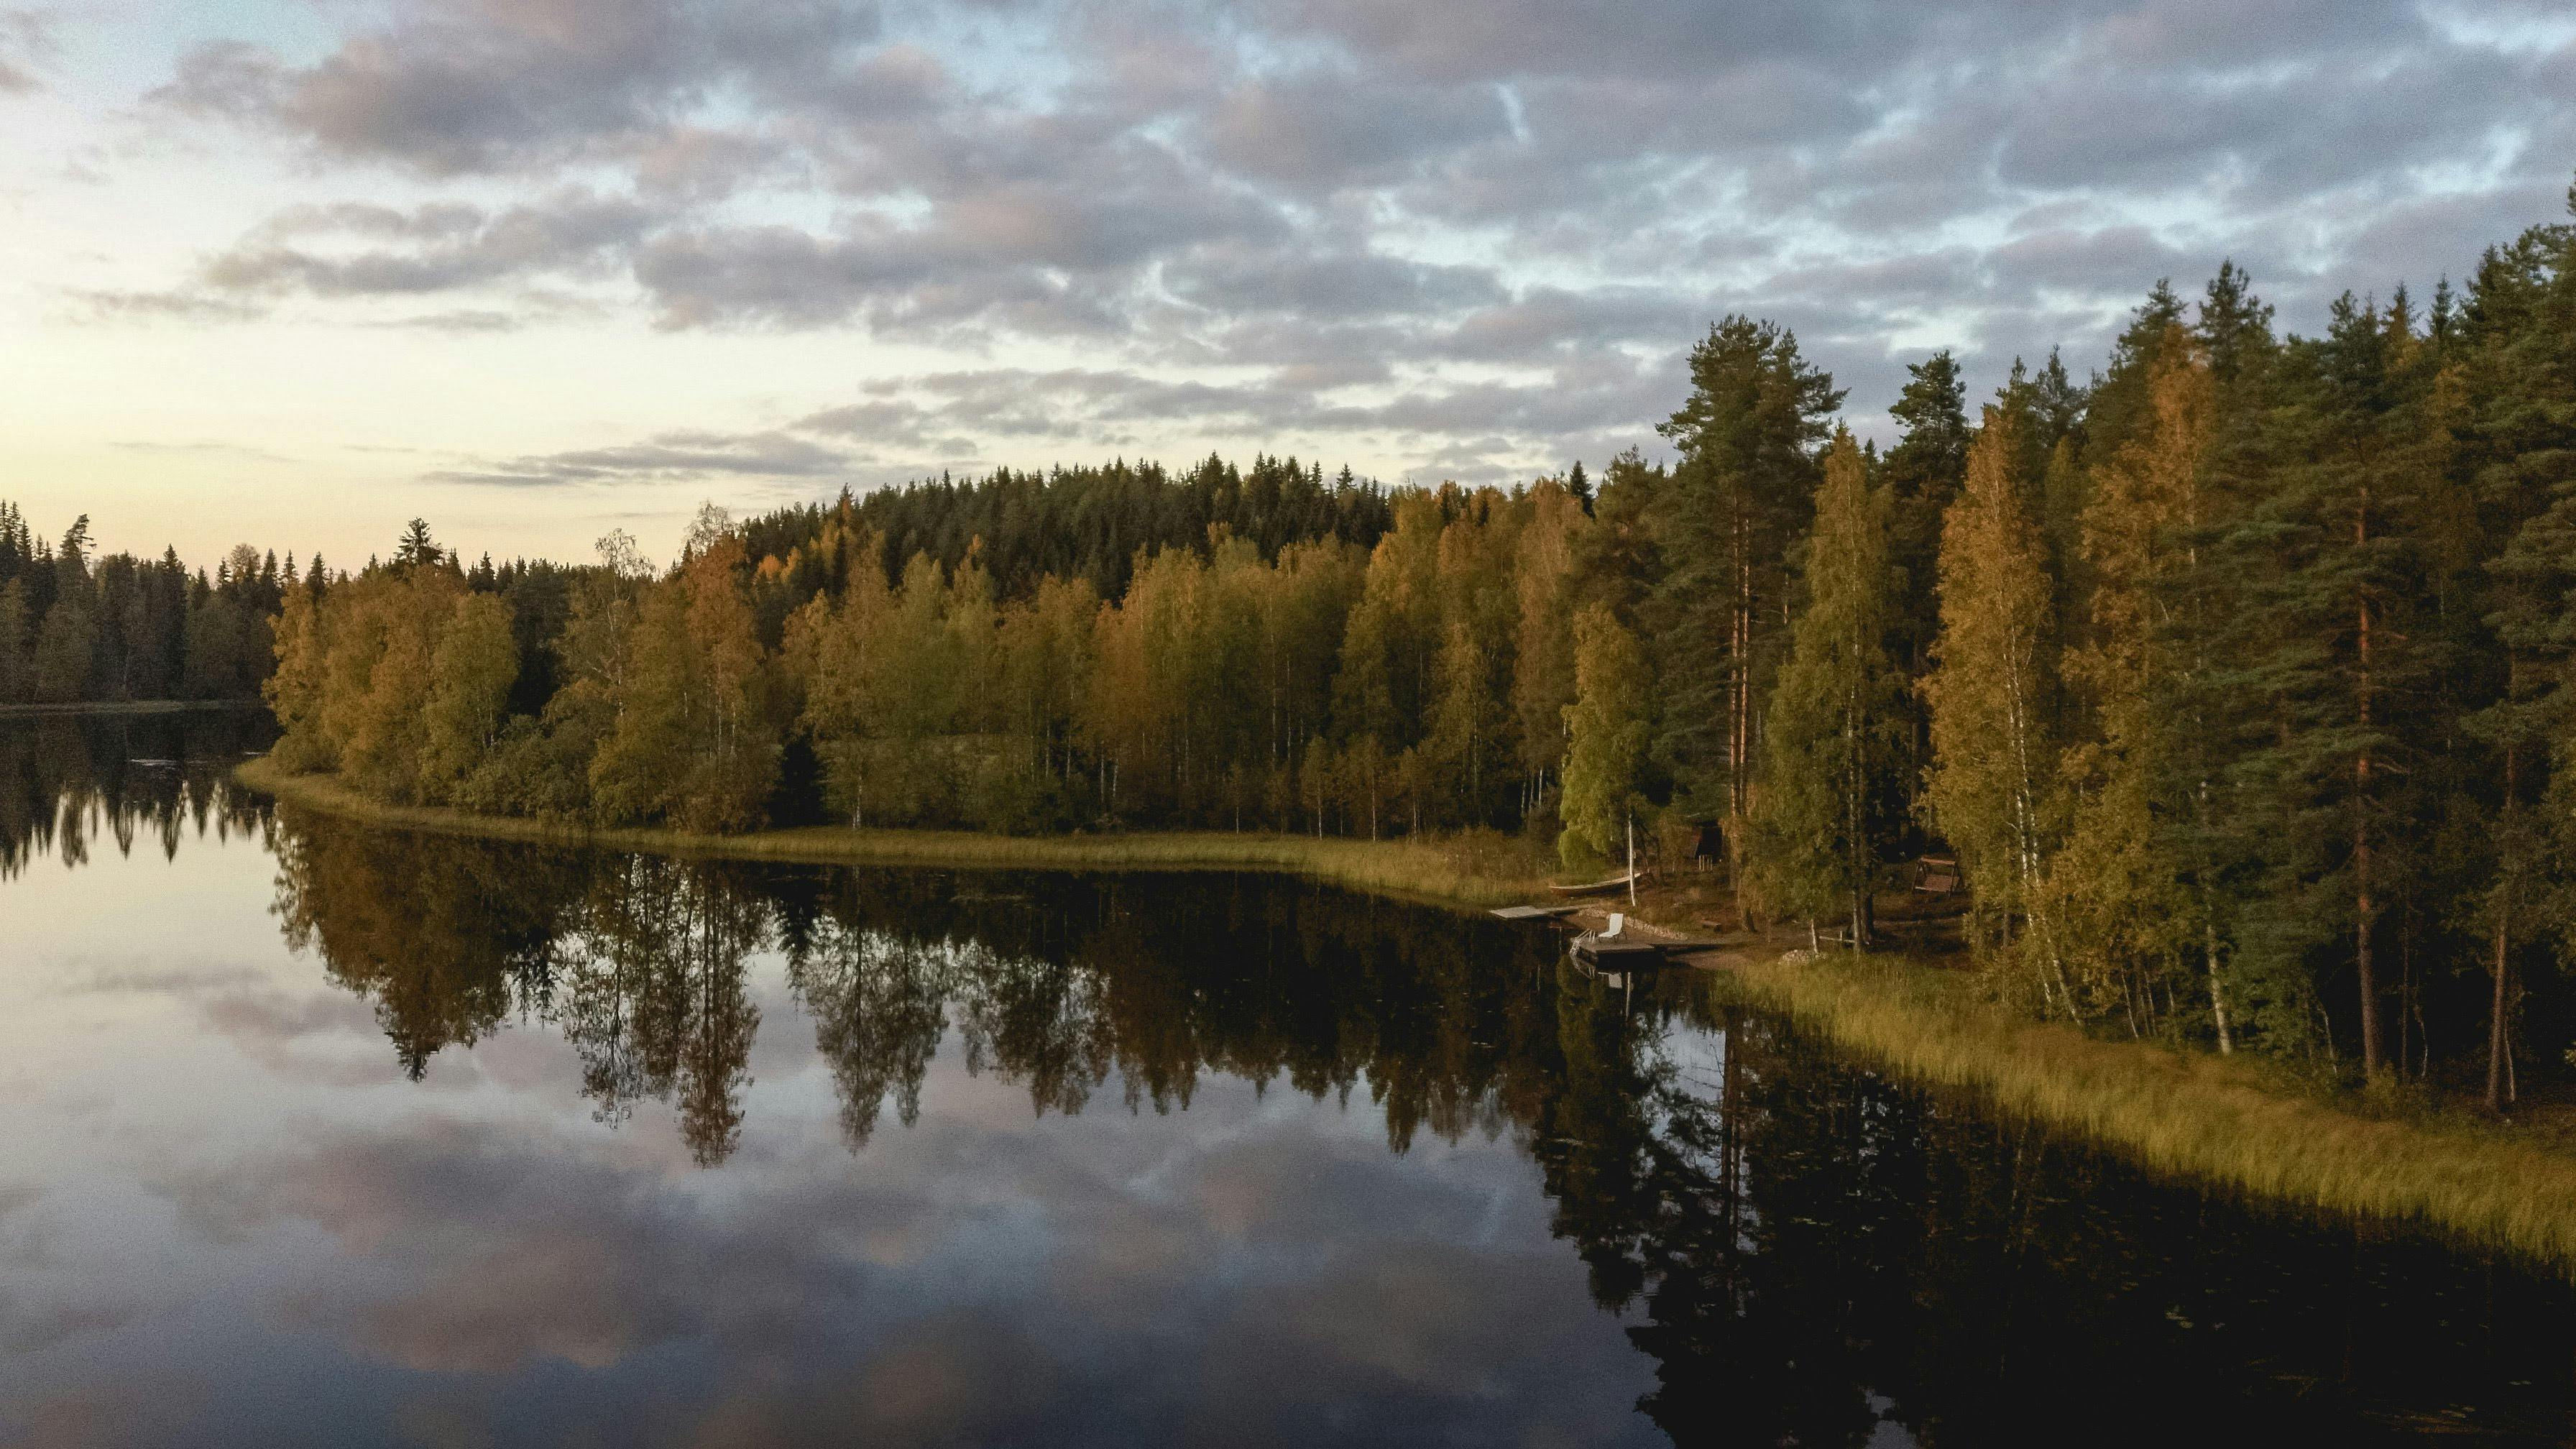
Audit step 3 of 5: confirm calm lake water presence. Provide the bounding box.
[4,714,2574,1447]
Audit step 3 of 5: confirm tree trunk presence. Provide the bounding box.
[2354,535,2380,1076]
[2488,915,2511,1113]
[2355,753,2378,1077]
[2207,920,2233,1055]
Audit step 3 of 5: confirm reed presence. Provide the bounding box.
[234,758,1552,908]
[1726,949,2576,1273]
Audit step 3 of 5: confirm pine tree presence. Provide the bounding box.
[2471,199,2576,1107]
[2224,295,2444,1075]
[1652,318,1844,856]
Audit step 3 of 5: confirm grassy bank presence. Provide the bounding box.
[1,699,264,718]
[234,757,1552,909]
[1722,948,2576,1271]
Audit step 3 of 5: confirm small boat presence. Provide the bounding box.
[1549,870,1648,899]
[1489,903,1581,921]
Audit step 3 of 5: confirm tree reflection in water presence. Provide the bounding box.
[254,805,2576,1445]
[0,711,272,877]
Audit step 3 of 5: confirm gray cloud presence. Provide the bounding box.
[1166,244,1506,319]
[201,192,653,298]
[158,0,886,176]
[73,288,267,323]
[0,9,51,93]
[433,429,851,487]
[436,349,1673,494]
[115,0,2576,460]
[1203,70,1507,190]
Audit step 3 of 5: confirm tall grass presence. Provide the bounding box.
[234,758,1551,908]
[1728,949,2576,1273]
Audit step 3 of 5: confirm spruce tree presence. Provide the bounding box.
[1883,351,1972,689]
[1747,433,1906,946]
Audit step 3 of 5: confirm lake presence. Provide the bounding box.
[3,713,2571,1446]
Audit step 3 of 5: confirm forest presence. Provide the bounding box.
[0,502,287,706]
[146,188,2576,1098]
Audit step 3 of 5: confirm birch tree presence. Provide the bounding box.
[1922,404,2060,958]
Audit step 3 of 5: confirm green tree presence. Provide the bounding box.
[1559,604,1650,872]
[1653,318,1845,852]
[0,580,30,704]
[2224,293,2450,1077]
[1747,433,1908,946]
[395,518,441,571]
[1884,351,1972,679]
[31,597,94,704]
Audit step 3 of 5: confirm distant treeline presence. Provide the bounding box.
[0,504,290,706]
[745,454,1402,604]
[246,189,2576,1095]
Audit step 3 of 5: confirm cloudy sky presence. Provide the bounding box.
[4,0,2571,567]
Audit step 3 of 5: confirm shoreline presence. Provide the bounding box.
[233,757,1551,911]
[236,755,2576,1274]
[0,699,267,719]
[1712,949,2576,1274]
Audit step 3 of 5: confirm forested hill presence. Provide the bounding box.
[740,453,1400,603]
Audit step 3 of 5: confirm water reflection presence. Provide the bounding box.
[266,816,1569,1170]
[0,709,270,875]
[9,721,2576,1445]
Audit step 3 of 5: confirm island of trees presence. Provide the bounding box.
[16,190,2576,1104]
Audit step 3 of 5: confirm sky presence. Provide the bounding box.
[3,0,2572,570]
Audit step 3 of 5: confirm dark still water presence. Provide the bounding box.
[4,716,2574,1447]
